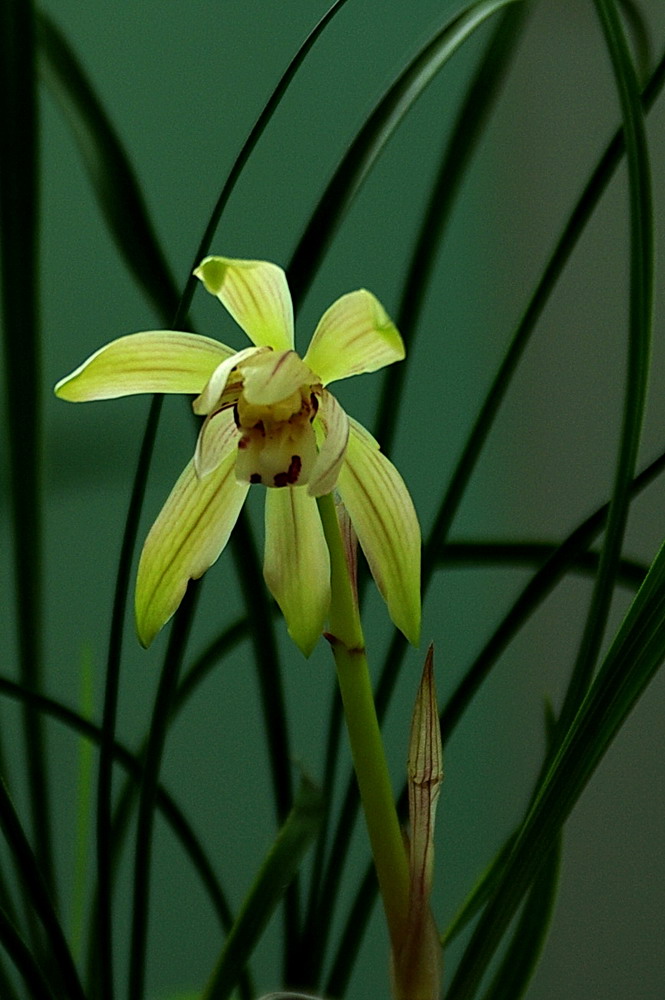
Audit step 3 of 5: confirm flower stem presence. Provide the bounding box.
[317,493,409,952]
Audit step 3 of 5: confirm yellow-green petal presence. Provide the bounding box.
[194,255,294,352]
[194,407,238,478]
[135,454,249,647]
[54,331,234,401]
[263,487,330,657]
[307,389,349,497]
[240,349,315,406]
[193,345,264,415]
[303,290,404,386]
[336,419,420,645]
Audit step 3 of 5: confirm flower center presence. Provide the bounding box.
[234,382,320,488]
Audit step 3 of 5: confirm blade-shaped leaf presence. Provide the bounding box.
[0,907,55,1000]
[0,0,55,902]
[448,535,665,999]
[555,0,653,734]
[288,0,522,306]
[36,11,180,321]
[0,780,86,1000]
[480,833,562,1000]
[375,1,528,453]
[202,779,323,1000]
[287,0,515,306]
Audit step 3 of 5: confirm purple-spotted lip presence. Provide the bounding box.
[249,454,303,488]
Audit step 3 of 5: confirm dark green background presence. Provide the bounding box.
[2,1,665,997]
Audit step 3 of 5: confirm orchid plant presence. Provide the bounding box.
[55,255,420,656]
[2,1,664,1000]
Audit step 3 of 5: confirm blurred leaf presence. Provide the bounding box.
[442,837,513,948]
[555,0,653,734]
[0,673,238,957]
[129,586,201,1000]
[325,29,665,990]
[288,0,522,305]
[0,780,86,1000]
[618,0,653,82]
[36,11,180,321]
[376,0,528,452]
[480,703,561,1000]
[443,704,558,955]
[329,441,665,994]
[71,646,95,962]
[448,531,665,998]
[481,834,561,1000]
[439,21,657,985]
[0,907,54,1000]
[202,779,323,1000]
[0,0,55,897]
[439,540,645,587]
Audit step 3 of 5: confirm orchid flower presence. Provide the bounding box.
[55,256,421,655]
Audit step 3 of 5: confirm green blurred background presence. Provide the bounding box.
[2,1,665,997]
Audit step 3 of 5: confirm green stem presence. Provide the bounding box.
[317,494,409,951]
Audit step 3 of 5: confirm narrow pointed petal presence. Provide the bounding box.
[194,407,238,478]
[194,255,294,351]
[303,290,404,385]
[263,487,330,657]
[336,419,420,644]
[193,345,264,415]
[307,389,349,497]
[240,349,316,406]
[55,331,235,401]
[135,454,249,647]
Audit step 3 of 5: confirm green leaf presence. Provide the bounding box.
[288,0,523,306]
[375,1,528,452]
[202,779,323,1000]
[481,833,562,1000]
[0,907,55,1000]
[0,780,86,1000]
[70,646,95,962]
[480,704,562,1000]
[324,32,665,997]
[555,0,653,735]
[618,0,653,83]
[0,0,55,899]
[36,11,180,322]
[448,534,665,998]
